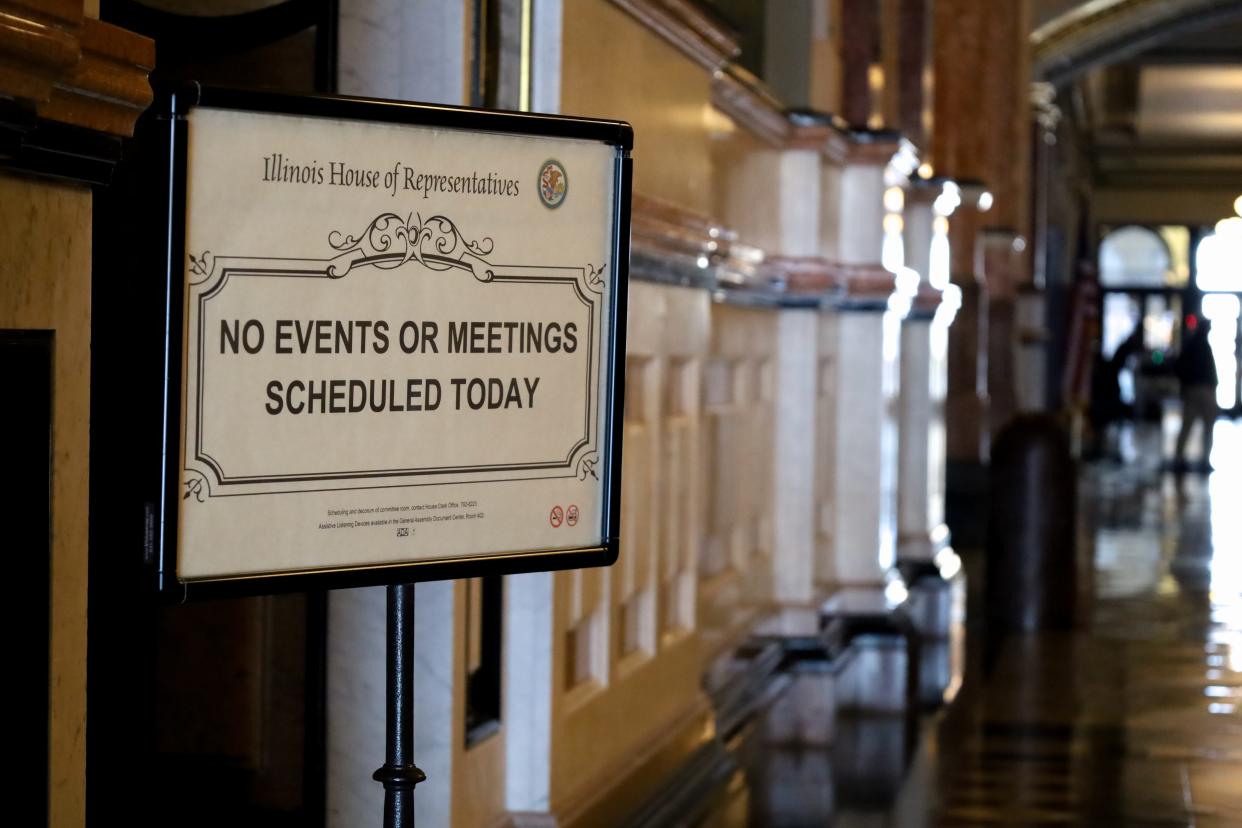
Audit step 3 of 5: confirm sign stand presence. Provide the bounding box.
[148,86,632,825]
[372,583,425,827]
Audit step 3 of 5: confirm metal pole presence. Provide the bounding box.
[373,583,425,828]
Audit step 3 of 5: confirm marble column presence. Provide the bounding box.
[839,0,880,127]
[897,181,953,561]
[328,4,469,826]
[943,183,993,467]
[1015,284,1049,413]
[720,143,825,606]
[896,0,929,148]
[771,306,821,603]
[819,137,907,586]
[504,1,562,814]
[1018,82,1061,414]
[933,0,1033,471]
[338,1,468,101]
[981,228,1023,434]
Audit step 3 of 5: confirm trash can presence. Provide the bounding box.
[986,414,1077,632]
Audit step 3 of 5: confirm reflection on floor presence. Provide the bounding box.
[695,419,1241,826]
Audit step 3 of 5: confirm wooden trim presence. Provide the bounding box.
[788,123,850,162]
[631,192,730,259]
[710,65,790,146]
[0,0,81,101]
[845,134,904,166]
[630,196,903,302]
[711,67,853,159]
[0,1,152,137]
[761,255,844,294]
[608,0,739,72]
[43,19,154,137]
[833,261,896,299]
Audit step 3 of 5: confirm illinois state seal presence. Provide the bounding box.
[538,159,567,209]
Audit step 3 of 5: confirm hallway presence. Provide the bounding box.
[701,421,1242,826]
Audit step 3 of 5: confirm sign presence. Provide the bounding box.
[156,87,631,596]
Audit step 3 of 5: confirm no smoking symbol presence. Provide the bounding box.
[566,505,579,527]
[549,505,564,528]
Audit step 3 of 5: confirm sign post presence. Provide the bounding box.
[372,583,424,826]
[152,86,632,825]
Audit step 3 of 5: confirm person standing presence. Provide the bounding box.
[1174,317,1218,471]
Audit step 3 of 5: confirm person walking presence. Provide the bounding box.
[1174,317,1218,471]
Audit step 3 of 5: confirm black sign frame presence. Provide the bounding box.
[151,84,631,601]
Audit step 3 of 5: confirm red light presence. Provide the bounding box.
[1186,315,1199,331]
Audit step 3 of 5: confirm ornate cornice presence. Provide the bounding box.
[834,262,896,299]
[629,193,905,306]
[761,255,844,295]
[711,68,853,159]
[43,18,155,136]
[844,130,917,171]
[710,65,790,147]
[631,193,761,290]
[0,0,80,100]
[1030,81,1061,135]
[0,2,153,137]
[631,192,731,260]
[608,0,740,72]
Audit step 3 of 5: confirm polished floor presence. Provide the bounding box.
[700,418,1241,826]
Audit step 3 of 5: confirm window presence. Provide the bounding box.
[1099,226,1172,288]
[1196,231,1242,293]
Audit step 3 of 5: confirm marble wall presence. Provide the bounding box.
[561,0,715,214]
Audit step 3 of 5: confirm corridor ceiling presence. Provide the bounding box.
[1033,0,1242,190]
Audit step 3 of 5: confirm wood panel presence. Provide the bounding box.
[0,171,92,827]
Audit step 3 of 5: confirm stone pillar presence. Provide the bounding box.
[819,136,905,586]
[897,180,954,561]
[981,227,1023,434]
[944,195,990,466]
[839,0,880,128]
[328,5,469,826]
[1018,82,1062,414]
[718,133,828,607]
[504,1,562,812]
[896,0,929,148]
[1015,285,1049,413]
[771,306,821,603]
[933,0,1033,544]
[338,1,468,102]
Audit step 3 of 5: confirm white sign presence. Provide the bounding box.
[173,101,627,585]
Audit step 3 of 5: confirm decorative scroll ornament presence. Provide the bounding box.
[188,250,214,284]
[327,213,496,282]
[576,451,600,481]
[183,472,206,503]
[585,262,607,294]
